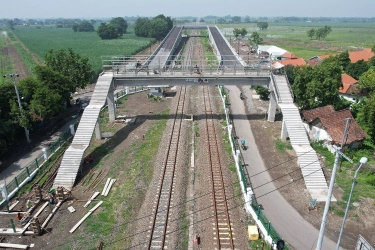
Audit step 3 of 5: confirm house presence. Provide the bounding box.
[279,57,306,67]
[301,105,367,150]
[306,48,374,66]
[339,74,360,102]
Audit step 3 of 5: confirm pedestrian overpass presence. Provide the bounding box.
[53,25,330,201]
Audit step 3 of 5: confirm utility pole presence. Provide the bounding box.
[3,73,31,143]
[316,118,351,250]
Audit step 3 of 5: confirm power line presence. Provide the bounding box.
[106,165,325,249]
[45,154,320,249]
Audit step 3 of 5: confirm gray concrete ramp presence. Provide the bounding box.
[53,73,113,190]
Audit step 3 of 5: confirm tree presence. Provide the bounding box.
[244,16,251,23]
[134,17,150,37]
[149,18,169,40]
[18,77,62,120]
[7,20,15,30]
[110,17,128,36]
[355,93,375,145]
[307,28,315,39]
[217,18,226,24]
[257,22,268,30]
[233,28,241,39]
[336,51,351,69]
[232,16,241,23]
[240,28,248,38]
[346,60,370,79]
[134,15,172,40]
[291,62,342,110]
[249,32,263,46]
[97,23,118,39]
[43,48,93,94]
[357,68,375,96]
[34,66,72,106]
[97,17,128,39]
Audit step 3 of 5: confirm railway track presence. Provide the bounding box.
[202,86,235,249]
[147,86,187,249]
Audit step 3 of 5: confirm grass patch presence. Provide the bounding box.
[0,35,14,80]
[216,22,375,59]
[12,26,153,74]
[275,139,292,152]
[250,239,272,250]
[80,109,169,249]
[311,141,375,210]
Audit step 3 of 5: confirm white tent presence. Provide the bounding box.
[257,45,287,59]
[272,61,285,69]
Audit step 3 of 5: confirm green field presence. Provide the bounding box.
[217,22,375,59]
[12,26,153,74]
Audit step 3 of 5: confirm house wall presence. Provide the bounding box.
[339,94,364,103]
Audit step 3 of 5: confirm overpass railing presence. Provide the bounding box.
[102,55,270,76]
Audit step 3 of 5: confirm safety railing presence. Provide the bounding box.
[102,54,269,76]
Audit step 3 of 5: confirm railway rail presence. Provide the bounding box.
[202,86,235,249]
[147,86,187,249]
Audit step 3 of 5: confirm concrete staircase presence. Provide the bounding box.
[273,74,331,201]
[53,73,113,190]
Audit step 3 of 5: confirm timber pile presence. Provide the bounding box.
[83,170,106,193]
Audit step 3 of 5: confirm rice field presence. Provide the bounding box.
[12,26,153,74]
[217,22,375,59]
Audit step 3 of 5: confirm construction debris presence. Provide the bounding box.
[68,206,76,213]
[84,192,100,208]
[69,201,103,233]
[102,178,116,197]
[0,242,30,249]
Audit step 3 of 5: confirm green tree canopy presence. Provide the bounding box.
[346,60,370,80]
[96,17,128,39]
[134,15,173,40]
[292,62,342,110]
[232,16,241,23]
[110,17,128,36]
[307,28,315,39]
[257,22,268,30]
[357,68,375,96]
[72,20,94,32]
[44,48,93,90]
[248,32,263,46]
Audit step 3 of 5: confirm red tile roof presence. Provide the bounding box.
[339,74,358,94]
[319,109,367,144]
[282,52,298,59]
[341,73,357,85]
[306,56,322,66]
[302,105,335,123]
[280,58,306,67]
[318,48,374,63]
[349,48,375,63]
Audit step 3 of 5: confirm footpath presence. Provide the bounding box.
[226,85,338,250]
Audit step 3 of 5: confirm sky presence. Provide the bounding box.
[0,0,374,19]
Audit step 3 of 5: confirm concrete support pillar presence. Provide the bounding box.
[69,124,75,136]
[107,83,116,122]
[267,91,277,122]
[31,217,41,235]
[281,119,288,141]
[95,119,102,140]
[33,185,42,203]
[125,87,129,95]
[42,148,48,161]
